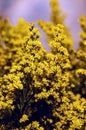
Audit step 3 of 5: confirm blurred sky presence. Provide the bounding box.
[0,0,86,49]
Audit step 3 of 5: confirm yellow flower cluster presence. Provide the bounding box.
[50,0,65,24]
[0,1,86,130]
[70,15,86,98]
[22,121,44,130]
[19,114,28,123]
[0,17,29,76]
[38,0,73,52]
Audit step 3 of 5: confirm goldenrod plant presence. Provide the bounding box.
[70,15,86,98]
[0,0,86,130]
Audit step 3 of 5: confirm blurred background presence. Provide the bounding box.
[0,0,86,49]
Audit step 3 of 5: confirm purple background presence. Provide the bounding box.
[0,0,86,49]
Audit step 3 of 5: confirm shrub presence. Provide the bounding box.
[0,0,86,130]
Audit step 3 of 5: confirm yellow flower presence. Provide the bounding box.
[19,114,28,123]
